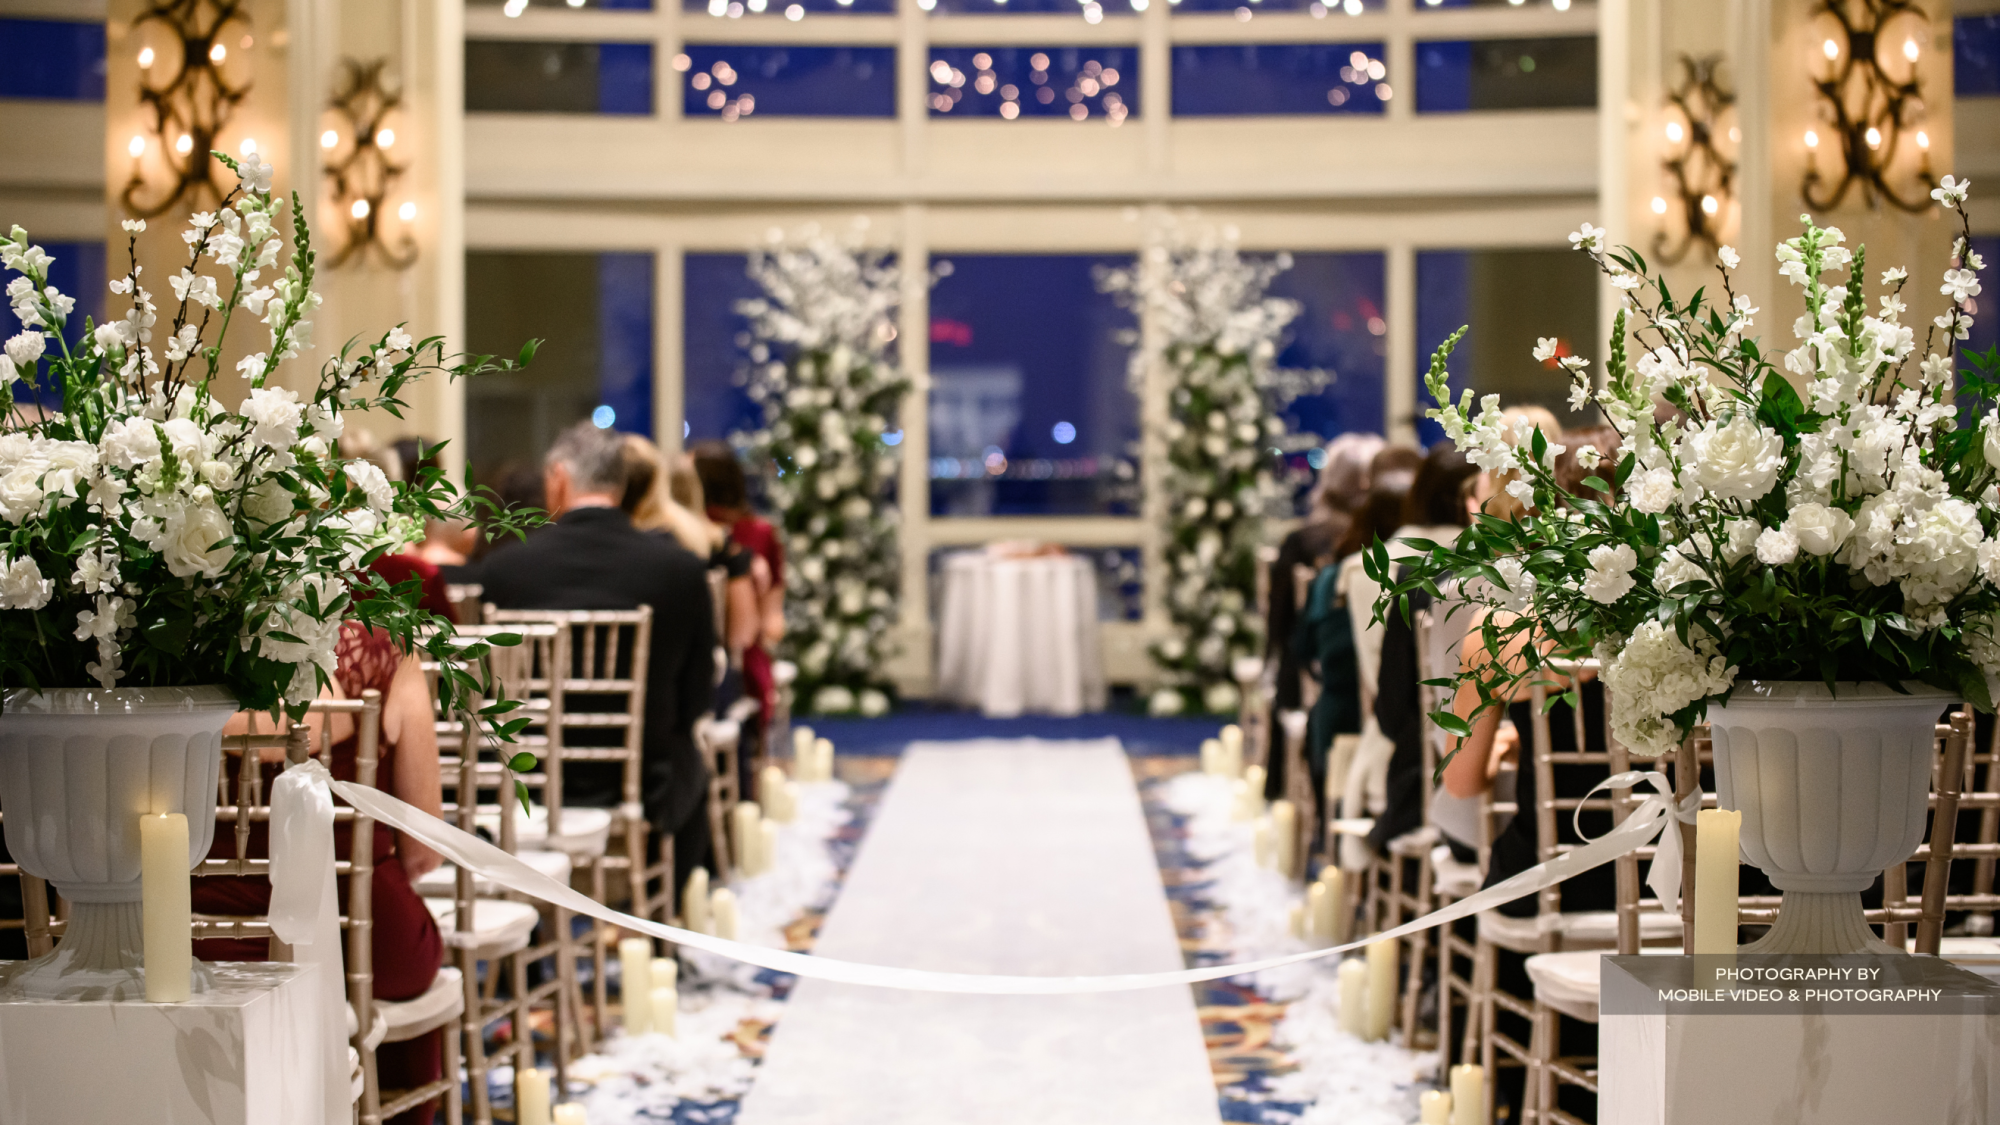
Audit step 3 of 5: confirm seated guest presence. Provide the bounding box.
[479,422,718,908]
[340,434,455,621]
[622,436,761,665]
[193,624,447,1125]
[692,441,786,724]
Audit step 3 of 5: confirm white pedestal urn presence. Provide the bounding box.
[1706,680,1951,955]
[0,685,237,1000]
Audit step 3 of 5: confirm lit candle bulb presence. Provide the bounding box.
[1449,1064,1484,1125]
[619,938,652,1034]
[1364,938,1397,1042]
[1694,808,1743,955]
[683,867,711,934]
[141,812,193,1003]
[516,1068,552,1125]
[1420,1089,1452,1125]
[1242,765,1267,817]
[1271,799,1298,878]
[711,887,740,941]
[1337,958,1368,1037]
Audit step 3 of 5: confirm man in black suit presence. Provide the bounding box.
[479,421,717,910]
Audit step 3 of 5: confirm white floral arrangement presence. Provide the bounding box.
[735,224,910,716]
[0,152,537,722]
[1377,177,1996,757]
[1100,223,1327,716]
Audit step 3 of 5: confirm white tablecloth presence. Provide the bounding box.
[935,551,1106,717]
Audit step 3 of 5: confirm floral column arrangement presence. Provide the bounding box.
[1101,224,1323,716]
[736,226,910,716]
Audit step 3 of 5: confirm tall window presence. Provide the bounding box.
[1415,35,1596,112]
[465,251,655,487]
[0,19,105,101]
[1268,252,1388,487]
[927,254,1139,517]
[1,241,104,411]
[682,253,765,445]
[465,40,654,113]
[1415,248,1596,444]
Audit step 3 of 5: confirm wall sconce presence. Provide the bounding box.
[322,58,417,269]
[121,0,253,218]
[1801,0,1934,213]
[1652,54,1737,265]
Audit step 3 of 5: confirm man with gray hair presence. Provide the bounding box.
[479,420,718,910]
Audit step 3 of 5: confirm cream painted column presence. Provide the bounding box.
[1141,0,1170,173]
[657,244,685,454]
[1385,240,1417,446]
[1136,207,1170,671]
[891,202,935,696]
[899,0,928,177]
[1385,0,1414,124]
[1596,0,1631,352]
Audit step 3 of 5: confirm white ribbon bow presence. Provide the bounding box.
[269,758,355,1124]
[1574,769,1703,921]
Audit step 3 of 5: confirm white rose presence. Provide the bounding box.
[0,555,52,610]
[1721,518,1761,564]
[243,477,296,528]
[345,460,394,511]
[240,386,302,451]
[1582,543,1639,604]
[0,466,45,523]
[160,417,210,466]
[1754,526,1799,566]
[1686,412,1784,503]
[100,416,163,470]
[1786,502,1853,556]
[160,499,236,578]
[1628,467,1678,514]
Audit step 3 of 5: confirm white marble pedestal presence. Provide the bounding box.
[1600,955,2000,1124]
[0,960,329,1125]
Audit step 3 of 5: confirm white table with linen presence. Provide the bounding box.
[935,548,1107,717]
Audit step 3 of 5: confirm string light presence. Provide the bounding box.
[351,199,371,219]
[137,47,155,68]
[321,129,339,148]
[1804,129,1819,149]
[1651,196,1669,214]
[209,42,226,63]
[376,127,396,148]
[127,134,146,158]
[175,133,194,154]
[1665,120,1684,144]
[398,201,416,221]
[1700,194,1719,215]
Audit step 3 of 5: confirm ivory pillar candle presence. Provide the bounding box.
[792,724,816,761]
[652,957,678,990]
[618,938,652,1034]
[1271,799,1298,878]
[711,887,740,941]
[1243,764,1266,817]
[1693,808,1743,955]
[516,1068,552,1125]
[140,812,192,1004]
[1288,903,1307,940]
[651,985,678,1038]
[1200,738,1222,776]
[1305,881,1330,945]
[1364,938,1397,1042]
[760,765,792,822]
[1419,1089,1452,1125]
[1449,1064,1484,1125]
[553,1105,588,1125]
[1336,958,1368,1037]
[1252,817,1275,868]
[732,801,763,875]
[1318,867,1348,943]
[814,737,836,783]
[1219,723,1244,777]
[684,867,711,934]
[759,820,779,875]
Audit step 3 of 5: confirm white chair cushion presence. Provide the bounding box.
[1387,826,1439,858]
[413,849,572,898]
[1329,817,1375,838]
[426,897,541,956]
[1430,845,1483,901]
[1526,946,1686,1024]
[1478,907,1685,953]
[1940,937,2000,985]
[378,966,466,1042]
[476,806,615,858]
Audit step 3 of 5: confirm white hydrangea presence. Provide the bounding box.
[0,554,52,610]
[1600,621,1738,757]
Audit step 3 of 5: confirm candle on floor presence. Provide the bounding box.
[711,887,740,941]
[1271,799,1298,879]
[1337,958,1368,1037]
[1364,937,1397,1042]
[1694,808,1743,955]
[684,867,711,934]
[1318,867,1347,943]
[651,984,678,1038]
[1419,1089,1452,1125]
[1242,765,1267,819]
[815,737,836,783]
[1449,1064,1484,1125]
[1252,817,1275,868]
[760,765,792,822]
[140,812,193,1003]
[1200,737,1222,776]
[1288,903,1307,940]
[652,957,678,990]
[1305,881,1329,945]
[1219,723,1244,778]
[732,801,764,876]
[793,724,816,762]
[517,1068,552,1125]
[618,938,652,1034]
[759,819,779,876]
[553,1105,588,1125]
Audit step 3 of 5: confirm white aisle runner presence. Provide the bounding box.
[735,739,1221,1125]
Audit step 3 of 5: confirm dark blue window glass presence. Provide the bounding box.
[0,20,106,101]
[930,0,1137,15]
[1172,43,1387,115]
[681,46,896,117]
[1959,16,2000,96]
[927,48,1136,119]
[928,255,1139,516]
[1,240,105,411]
[465,41,654,114]
[1968,236,1998,363]
[1417,36,1596,112]
[682,0,894,13]
[469,0,655,7]
[1415,248,1597,445]
[682,253,765,444]
[1174,0,1380,12]
[1270,252,1388,458]
[466,251,656,483]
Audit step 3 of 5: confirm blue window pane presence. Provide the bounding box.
[1,241,105,411]
[466,251,657,481]
[469,0,654,7]
[1418,0,1587,7]
[683,0,894,13]
[683,253,765,443]
[1174,0,1380,12]
[928,255,1139,516]
[1969,236,1999,362]
[1415,248,1597,445]
[466,41,653,114]
[0,20,106,101]
[682,46,896,117]
[1960,16,2000,96]
[930,0,1137,15]
[1172,43,1387,115]
[1270,252,1388,459]
[1417,36,1596,112]
[927,48,1136,119]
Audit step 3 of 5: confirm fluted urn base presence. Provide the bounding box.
[1739,891,1897,955]
[1,900,219,1001]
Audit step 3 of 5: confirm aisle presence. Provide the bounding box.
[735,739,1222,1125]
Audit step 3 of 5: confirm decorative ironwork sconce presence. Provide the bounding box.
[1801,0,1935,213]
[322,58,417,269]
[121,0,253,218]
[1651,54,1737,265]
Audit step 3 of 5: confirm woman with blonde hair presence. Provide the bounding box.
[620,435,761,660]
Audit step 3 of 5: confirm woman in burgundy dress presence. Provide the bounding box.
[692,441,787,725]
[193,623,447,1125]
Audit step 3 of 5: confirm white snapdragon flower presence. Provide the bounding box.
[1785,502,1853,556]
[1582,543,1639,604]
[1505,479,1535,506]
[1574,445,1602,471]
[0,554,53,610]
[4,330,45,367]
[235,153,275,193]
[1685,412,1783,503]
[1754,525,1799,566]
[1600,621,1737,757]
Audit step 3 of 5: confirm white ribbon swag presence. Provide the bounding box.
[268,759,360,1125]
